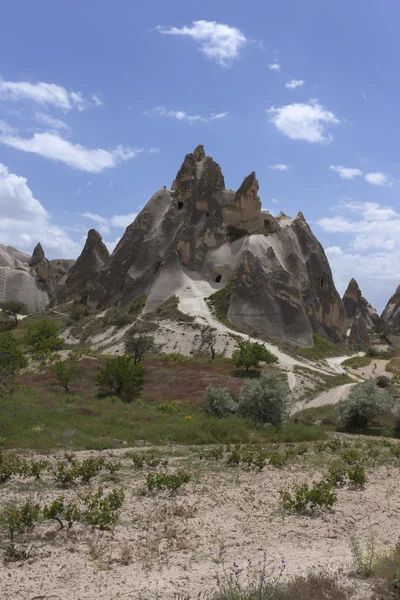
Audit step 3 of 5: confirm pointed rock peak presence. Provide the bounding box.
[29,242,45,267]
[193,144,206,162]
[343,278,362,301]
[86,229,104,246]
[235,172,259,201]
[80,229,109,260]
[276,211,290,220]
[296,211,306,221]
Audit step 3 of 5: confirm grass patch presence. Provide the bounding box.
[144,295,195,324]
[341,355,372,369]
[206,282,241,331]
[297,334,349,362]
[386,354,400,375]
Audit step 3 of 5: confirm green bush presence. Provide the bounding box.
[347,463,368,488]
[238,371,291,426]
[337,381,393,429]
[24,319,64,354]
[53,460,79,486]
[43,497,81,529]
[81,486,125,529]
[125,334,160,364]
[375,375,391,388]
[156,401,182,413]
[204,385,238,417]
[206,282,234,325]
[280,480,337,514]
[131,452,167,469]
[2,500,40,541]
[52,358,83,393]
[95,355,145,402]
[0,301,27,326]
[145,470,191,494]
[0,331,28,393]
[232,339,278,371]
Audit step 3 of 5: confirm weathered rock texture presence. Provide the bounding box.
[379,285,400,346]
[53,229,109,305]
[89,145,347,347]
[342,278,379,349]
[0,244,48,312]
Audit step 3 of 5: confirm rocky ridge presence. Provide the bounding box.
[342,278,379,349]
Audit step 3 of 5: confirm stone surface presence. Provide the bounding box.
[379,285,400,346]
[88,146,347,347]
[29,243,45,267]
[53,229,109,305]
[342,278,379,349]
[0,244,48,312]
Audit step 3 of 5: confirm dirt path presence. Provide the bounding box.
[295,382,357,412]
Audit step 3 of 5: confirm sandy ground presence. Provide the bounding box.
[295,382,357,412]
[347,359,390,380]
[1,444,399,600]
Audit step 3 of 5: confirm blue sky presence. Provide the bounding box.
[0,0,399,311]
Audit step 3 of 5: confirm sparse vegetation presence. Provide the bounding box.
[298,334,349,361]
[145,470,192,494]
[280,480,337,513]
[337,380,393,429]
[341,355,372,369]
[51,358,83,393]
[232,339,278,371]
[206,281,235,327]
[0,331,27,393]
[0,301,27,326]
[204,385,238,417]
[238,371,291,425]
[24,319,64,356]
[95,355,145,402]
[125,334,160,364]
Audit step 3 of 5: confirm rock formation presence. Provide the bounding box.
[0,244,48,312]
[89,145,347,347]
[52,229,109,305]
[379,285,400,346]
[342,278,379,349]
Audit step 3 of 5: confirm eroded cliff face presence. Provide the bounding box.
[342,278,379,349]
[52,229,109,305]
[379,285,400,346]
[88,145,347,347]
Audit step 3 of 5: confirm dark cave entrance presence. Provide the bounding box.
[215,274,222,283]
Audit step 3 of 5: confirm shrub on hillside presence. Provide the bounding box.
[203,385,238,417]
[95,355,145,402]
[232,339,278,371]
[0,331,28,393]
[238,371,291,426]
[52,358,83,393]
[125,334,160,364]
[337,380,393,429]
[0,301,27,326]
[24,319,64,355]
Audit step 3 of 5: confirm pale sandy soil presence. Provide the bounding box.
[1,444,399,599]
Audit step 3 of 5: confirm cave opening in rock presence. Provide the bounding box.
[177,201,183,210]
[215,275,222,283]
[320,276,324,288]
[206,212,210,217]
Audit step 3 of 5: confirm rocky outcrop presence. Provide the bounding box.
[53,229,109,305]
[0,244,48,312]
[88,145,347,347]
[29,243,45,268]
[379,285,400,346]
[342,278,379,349]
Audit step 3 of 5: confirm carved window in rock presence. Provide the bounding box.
[177,201,183,210]
[320,275,324,289]
[215,275,222,283]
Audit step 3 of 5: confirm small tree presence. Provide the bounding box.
[238,371,291,426]
[52,359,83,393]
[125,334,159,365]
[204,385,238,417]
[232,339,278,371]
[24,319,64,355]
[95,355,145,402]
[0,301,28,326]
[0,331,28,393]
[337,381,393,429]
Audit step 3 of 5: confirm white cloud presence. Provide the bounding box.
[317,201,400,310]
[110,213,137,227]
[156,20,247,66]
[272,198,278,203]
[268,63,280,71]
[268,163,290,171]
[148,107,229,124]
[104,237,121,253]
[0,131,141,172]
[149,147,160,153]
[91,94,103,107]
[82,211,137,233]
[267,100,340,143]
[0,162,80,257]
[365,172,392,187]
[285,79,305,89]
[34,111,70,131]
[0,78,88,111]
[329,165,362,180]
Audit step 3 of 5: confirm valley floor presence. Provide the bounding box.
[1,439,400,599]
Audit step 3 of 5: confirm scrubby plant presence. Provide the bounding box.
[280,481,337,514]
[390,444,400,458]
[145,470,191,494]
[347,463,368,488]
[238,371,291,426]
[200,446,224,461]
[326,464,347,487]
[95,355,145,402]
[375,375,391,388]
[24,459,50,480]
[163,352,187,365]
[232,339,278,371]
[0,300,27,326]
[53,460,79,486]
[156,401,182,414]
[0,331,28,394]
[52,358,83,393]
[131,452,167,469]
[43,497,81,529]
[125,334,160,364]
[341,448,362,464]
[203,385,238,417]
[78,457,105,483]
[81,486,125,529]
[2,500,40,541]
[337,381,393,429]
[24,319,64,354]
